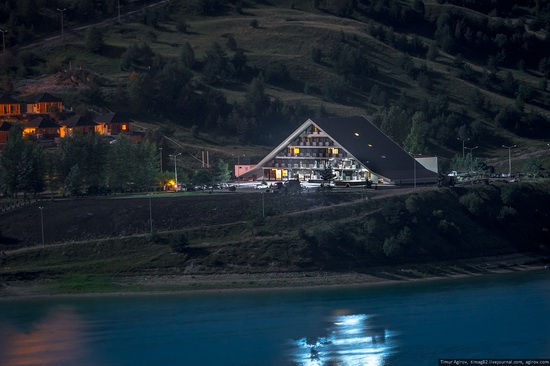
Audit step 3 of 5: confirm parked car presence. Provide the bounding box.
[255,181,269,190]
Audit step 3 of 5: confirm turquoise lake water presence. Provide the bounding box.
[1,270,549,366]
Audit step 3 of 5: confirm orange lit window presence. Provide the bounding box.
[122,124,127,131]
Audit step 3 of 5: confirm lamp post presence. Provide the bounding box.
[0,29,7,53]
[409,152,417,189]
[170,152,182,190]
[159,147,163,173]
[457,137,470,158]
[148,194,153,234]
[57,8,66,43]
[502,145,516,178]
[39,206,44,246]
[237,154,245,180]
[465,146,478,183]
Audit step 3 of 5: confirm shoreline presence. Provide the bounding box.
[1,253,548,301]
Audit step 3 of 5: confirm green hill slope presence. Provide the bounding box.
[1,0,550,172]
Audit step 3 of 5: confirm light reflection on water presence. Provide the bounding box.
[0,306,92,366]
[0,270,548,365]
[289,313,395,366]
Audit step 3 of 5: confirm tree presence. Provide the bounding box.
[18,139,45,197]
[180,42,195,69]
[202,42,230,84]
[523,156,544,178]
[320,164,335,185]
[84,26,104,53]
[213,159,230,183]
[403,111,428,154]
[0,126,38,197]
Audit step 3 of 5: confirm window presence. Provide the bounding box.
[121,124,127,131]
[294,147,300,154]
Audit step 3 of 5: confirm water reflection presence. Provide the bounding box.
[289,312,395,365]
[0,306,91,366]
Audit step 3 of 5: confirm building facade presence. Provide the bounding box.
[242,116,438,185]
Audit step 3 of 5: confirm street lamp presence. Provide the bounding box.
[148,194,153,234]
[237,154,245,180]
[409,152,418,189]
[170,152,182,190]
[465,146,478,183]
[57,8,66,43]
[38,206,44,246]
[502,145,516,178]
[0,29,7,53]
[457,137,470,158]
[159,147,163,173]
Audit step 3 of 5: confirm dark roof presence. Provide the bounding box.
[61,115,97,127]
[26,117,61,128]
[313,116,438,182]
[0,121,13,131]
[28,93,62,103]
[0,94,20,104]
[95,112,133,124]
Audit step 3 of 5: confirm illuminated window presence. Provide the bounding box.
[294,147,300,154]
[282,169,288,177]
[122,124,127,131]
[333,148,338,154]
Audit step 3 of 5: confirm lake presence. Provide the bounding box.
[1,270,549,366]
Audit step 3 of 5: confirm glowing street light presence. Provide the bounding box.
[502,144,516,178]
[170,152,182,190]
[57,8,66,43]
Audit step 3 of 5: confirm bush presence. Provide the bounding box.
[170,234,189,253]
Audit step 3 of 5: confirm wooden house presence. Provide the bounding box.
[26,93,63,114]
[59,115,97,137]
[0,95,22,115]
[94,113,132,135]
[0,121,13,143]
[23,117,61,140]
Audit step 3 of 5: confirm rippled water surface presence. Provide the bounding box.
[1,270,549,366]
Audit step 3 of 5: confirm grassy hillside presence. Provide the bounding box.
[2,0,550,174]
[1,182,549,295]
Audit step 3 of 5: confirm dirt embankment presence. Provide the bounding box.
[0,189,369,248]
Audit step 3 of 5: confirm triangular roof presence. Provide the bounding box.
[61,115,97,127]
[0,121,13,131]
[245,116,437,183]
[27,93,62,103]
[95,112,133,124]
[0,94,20,104]
[26,117,61,128]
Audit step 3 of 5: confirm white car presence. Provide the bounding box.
[255,182,269,189]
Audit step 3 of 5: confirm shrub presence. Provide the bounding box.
[459,192,485,215]
[383,226,411,257]
[437,219,461,237]
[170,234,189,253]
